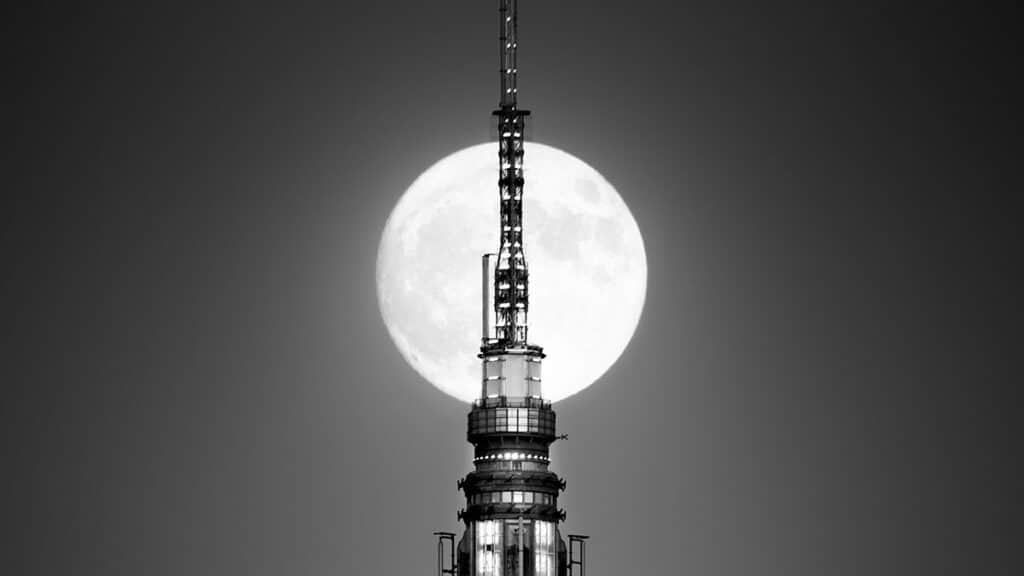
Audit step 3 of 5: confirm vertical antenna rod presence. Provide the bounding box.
[498,0,519,108]
[492,0,531,346]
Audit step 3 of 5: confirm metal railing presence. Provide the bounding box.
[433,532,456,576]
[472,396,551,409]
[569,534,589,576]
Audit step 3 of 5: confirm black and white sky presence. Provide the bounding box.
[6,1,1019,575]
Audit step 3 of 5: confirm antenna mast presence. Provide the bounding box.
[492,0,531,346]
[438,5,590,575]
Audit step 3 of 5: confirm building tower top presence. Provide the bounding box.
[438,4,587,575]
[480,0,543,402]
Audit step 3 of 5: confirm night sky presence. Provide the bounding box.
[7,1,1018,575]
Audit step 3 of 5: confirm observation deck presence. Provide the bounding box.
[461,395,565,525]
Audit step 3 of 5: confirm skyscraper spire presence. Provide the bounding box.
[498,0,520,110]
[490,0,532,348]
[435,4,587,575]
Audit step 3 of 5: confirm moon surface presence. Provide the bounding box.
[376,142,646,404]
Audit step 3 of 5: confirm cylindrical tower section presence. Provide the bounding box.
[459,394,566,576]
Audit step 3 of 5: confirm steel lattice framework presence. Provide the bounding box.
[492,0,531,346]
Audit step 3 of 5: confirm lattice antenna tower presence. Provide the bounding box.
[488,0,533,348]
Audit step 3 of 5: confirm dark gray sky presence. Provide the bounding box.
[6,1,1018,575]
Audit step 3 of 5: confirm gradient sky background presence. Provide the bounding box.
[6,1,1018,575]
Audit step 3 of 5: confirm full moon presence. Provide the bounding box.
[376,142,646,404]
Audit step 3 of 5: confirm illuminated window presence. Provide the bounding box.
[527,360,541,380]
[533,521,556,576]
[476,520,503,576]
[485,360,503,380]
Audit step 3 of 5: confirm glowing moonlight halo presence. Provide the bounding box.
[376,142,646,404]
